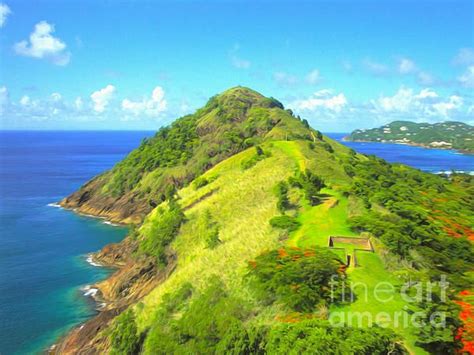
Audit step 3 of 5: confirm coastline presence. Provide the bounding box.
[342,136,474,155]
[45,205,126,354]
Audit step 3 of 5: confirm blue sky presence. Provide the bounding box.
[0,0,473,131]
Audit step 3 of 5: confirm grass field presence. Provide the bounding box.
[288,189,427,354]
[132,140,426,354]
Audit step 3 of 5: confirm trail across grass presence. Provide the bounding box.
[288,189,427,354]
[289,189,355,248]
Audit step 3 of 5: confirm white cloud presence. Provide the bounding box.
[51,92,62,101]
[91,84,115,113]
[398,58,417,74]
[273,72,298,86]
[458,66,474,88]
[0,3,11,27]
[432,95,463,117]
[290,89,347,113]
[372,87,463,119]
[306,69,321,85]
[0,86,8,115]
[14,21,70,65]
[121,86,167,117]
[453,48,474,66]
[20,95,31,106]
[363,58,389,75]
[74,97,83,110]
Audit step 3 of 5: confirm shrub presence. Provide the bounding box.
[269,215,300,232]
[248,247,347,312]
[138,201,185,265]
[275,181,290,213]
[109,310,141,355]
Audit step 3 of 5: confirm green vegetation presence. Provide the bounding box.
[138,200,185,265]
[241,146,270,169]
[109,310,141,355]
[269,215,301,232]
[264,320,404,354]
[64,88,474,354]
[347,120,474,152]
[248,247,346,312]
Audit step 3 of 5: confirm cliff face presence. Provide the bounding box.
[60,87,312,224]
[53,236,177,354]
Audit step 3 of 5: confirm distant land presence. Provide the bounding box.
[346,121,474,153]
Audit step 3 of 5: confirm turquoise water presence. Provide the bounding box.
[0,130,472,354]
[0,131,153,354]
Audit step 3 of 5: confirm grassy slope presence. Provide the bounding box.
[127,139,426,354]
[286,189,427,354]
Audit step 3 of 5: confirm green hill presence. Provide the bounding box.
[346,120,474,153]
[55,88,474,355]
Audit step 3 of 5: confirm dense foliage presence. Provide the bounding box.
[138,200,185,265]
[289,169,326,206]
[248,247,347,312]
[109,310,141,355]
[347,156,474,285]
[264,320,404,354]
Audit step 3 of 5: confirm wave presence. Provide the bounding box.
[81,285,98,297]
[86,254,102,267]
[47,202,62,208]
[103,220,119,226]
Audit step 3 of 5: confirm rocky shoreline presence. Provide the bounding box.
[48,218,176,354]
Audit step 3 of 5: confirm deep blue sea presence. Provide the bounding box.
[0,131,472,354]
[0,131,153,354]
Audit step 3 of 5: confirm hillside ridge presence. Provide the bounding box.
[346,120,474,153]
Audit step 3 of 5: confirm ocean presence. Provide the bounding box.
[0,131,473,354]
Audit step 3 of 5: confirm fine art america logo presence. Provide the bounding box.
[328,275,449,329]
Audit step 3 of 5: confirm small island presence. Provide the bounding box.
[346,120,474,153]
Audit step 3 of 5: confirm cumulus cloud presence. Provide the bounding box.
[453,48,474,66]
[372,87,463,118]
[289,89,347,113]
[121,86,167,117]
[0,3,11,27]
[14,21,70,65]
[458,66,474,88]
[398,58,417,74]
[20,95,31,106]
[91,85,115,113]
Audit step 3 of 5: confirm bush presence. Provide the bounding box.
[269,215,300,232]
[138,201,185,265]
[275,181,290,213]
[241,146,270,170]
[248,247,347,312]
[265,320,404,354]
[109,310,141,355]
[203,210,221,249]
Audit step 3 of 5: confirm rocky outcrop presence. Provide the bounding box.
[52,237,176,354]
[59,176,149,225]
